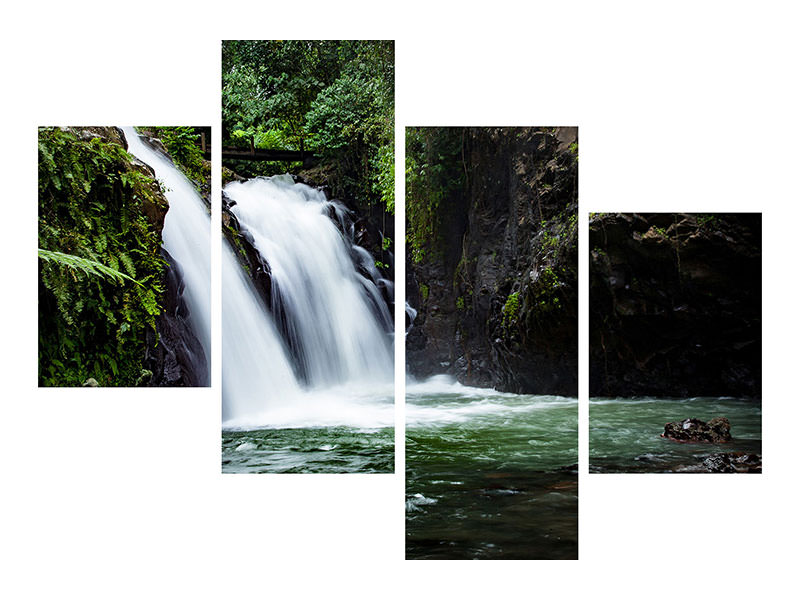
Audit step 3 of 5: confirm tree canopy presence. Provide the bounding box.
[221,40,394,212]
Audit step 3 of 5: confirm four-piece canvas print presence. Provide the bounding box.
[36,39,763,561]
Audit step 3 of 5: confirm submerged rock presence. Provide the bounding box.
[702,452,761,473]
[661,416,731,443]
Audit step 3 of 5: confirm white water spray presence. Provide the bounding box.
[222,176,393,429]
[121,127,211,376]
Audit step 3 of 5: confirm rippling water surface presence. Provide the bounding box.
[590,396,762,473]
[222,385,394,474]
[222,426,393,474]
[406,376,578,560]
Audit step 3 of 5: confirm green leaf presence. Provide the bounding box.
[38,248,143,287]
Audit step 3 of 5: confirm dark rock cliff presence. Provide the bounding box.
[145,248,209,386]
[589,213,761,397]
[407,127,578,396]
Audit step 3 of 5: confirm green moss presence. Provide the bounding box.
[406,127,465,262]
[456,296,465,310]
[530,266,565,314]
[419,283,429,301]
[38,127,168,386]
[221,167,239,186]
[502,292,521,328]
[224,224,250,273]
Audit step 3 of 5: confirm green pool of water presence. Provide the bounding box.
[590,396,761,473]
[406,378,578,559]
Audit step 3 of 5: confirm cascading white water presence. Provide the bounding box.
[222,175,394,429]
[121,127,211,372]
[221,239,300,420]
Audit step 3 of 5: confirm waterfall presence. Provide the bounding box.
[121,127,211,380]
[405,302,417,336]
[222,175,394,429]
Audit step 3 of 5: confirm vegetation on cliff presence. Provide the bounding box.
[406,127,578,395]
[406,127,465,263]
[135,126,210,197]
[38,127,169,386]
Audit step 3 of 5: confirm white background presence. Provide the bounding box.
[2,1,798,598]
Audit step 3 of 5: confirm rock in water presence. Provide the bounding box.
[702,452,761,473]
[661,417,732,443]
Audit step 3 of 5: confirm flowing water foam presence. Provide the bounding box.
[121,127,211,375]
[405,375,578,558]
[221,176,393,430]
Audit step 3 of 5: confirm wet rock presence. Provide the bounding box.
[661,417,732,443]
[407,127,578,395]
[66,126,127,149]
[138,133,170,157]
[222,166,246,185]
[589,213,761,397]
[702,452,761,473]
[145,248,208,386]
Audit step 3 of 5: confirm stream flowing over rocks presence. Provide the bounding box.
[407,127,578,395]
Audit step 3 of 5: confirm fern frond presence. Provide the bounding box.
[38,248,143,287]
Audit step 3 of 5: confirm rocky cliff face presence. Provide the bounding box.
[407,127,578,396]
[145,248,209,386]
[589,213,761,397]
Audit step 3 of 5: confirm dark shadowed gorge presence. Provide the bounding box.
[406,126,578,396]
[589,213,761,398]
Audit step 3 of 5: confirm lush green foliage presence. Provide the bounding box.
[38,248,142,286]
[38,127,167,386]
[138,126,209,188]
[222,40,394,213]
[405,127,466,262]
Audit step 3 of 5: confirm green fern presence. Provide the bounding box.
[38,248,142,287]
